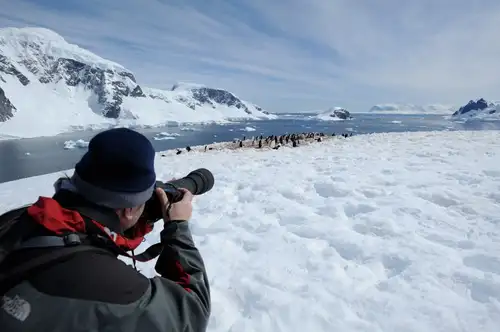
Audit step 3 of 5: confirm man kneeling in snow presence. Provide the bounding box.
[0,128,210,332]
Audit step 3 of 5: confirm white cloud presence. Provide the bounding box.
[1,0,499,112]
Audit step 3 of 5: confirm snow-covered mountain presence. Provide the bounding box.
[0,27,274,138]
[315,107,352,121]
[451,98,500,120]
[368,104,454,114]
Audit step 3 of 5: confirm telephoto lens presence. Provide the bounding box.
[165,168,215,202]
[142,168,214,222]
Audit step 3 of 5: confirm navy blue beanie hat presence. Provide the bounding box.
[71,128,156,209]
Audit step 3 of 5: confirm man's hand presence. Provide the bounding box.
[155,187,193,223]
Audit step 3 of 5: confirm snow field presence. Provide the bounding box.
[0,75,115,138]
[0,131,499,331]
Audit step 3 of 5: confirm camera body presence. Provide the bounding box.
[142,168,214,222]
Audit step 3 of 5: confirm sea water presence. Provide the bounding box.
[0,113,497,182]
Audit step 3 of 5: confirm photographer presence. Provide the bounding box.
[0,128,211,332]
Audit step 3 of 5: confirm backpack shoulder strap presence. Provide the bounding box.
[15,233,86,250]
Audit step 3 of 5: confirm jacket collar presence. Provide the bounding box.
[52,189,123,235]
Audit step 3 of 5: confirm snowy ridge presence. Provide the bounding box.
[0,27,125,71]
[0,27,274,139]
[1,130,499,331]
[171,82,207,91]
[368,103,454,114]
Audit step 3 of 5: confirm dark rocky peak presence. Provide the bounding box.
[453,98,489,116]
[40,57,138,87]
[254,104,270,115]
[0,86,16,122]
[192,88,243,108]
[171,83,252,114]
[321,107,351,120]
[147,89,172,103]
[36,57,145,118]
[15,38,55,78]
[119,71,137,83]
[0,54,29,86]
[131,85,145,97]
[332,108,351,119]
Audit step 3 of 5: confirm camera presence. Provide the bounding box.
[142,168,215,222]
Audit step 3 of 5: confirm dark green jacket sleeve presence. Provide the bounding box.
[135,221,211,332]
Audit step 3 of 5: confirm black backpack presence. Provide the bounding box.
[0,202,165,292]
[0,206,108,291]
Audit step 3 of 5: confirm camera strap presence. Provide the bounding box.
[77,215,164,263]
[116,221,181,262]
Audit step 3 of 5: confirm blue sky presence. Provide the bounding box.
[1,0,500,112]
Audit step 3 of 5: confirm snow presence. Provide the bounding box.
[0,75,272,139]
[122,89,274,127]
[63,139,89,149]
[241,126,256,132]
[171,82,208,91]
[153,132,180,140]
[316,114,345,121]
[368,104,454,114]
[1,130,500,332]
[180,127,199,132]
[0,134,18,141]
[0,75,116,137]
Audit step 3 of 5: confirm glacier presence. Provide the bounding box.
[0,27,275,139]
[368,103,454,115]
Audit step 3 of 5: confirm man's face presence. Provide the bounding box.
[117,204,146,231]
